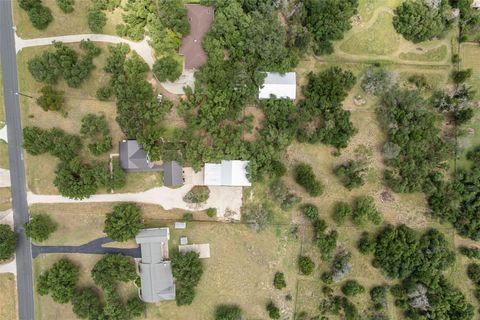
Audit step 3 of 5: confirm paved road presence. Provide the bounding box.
[0,1,35,319]
[32,237,141,259]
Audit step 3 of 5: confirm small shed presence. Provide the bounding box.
[180,236,188,245]
[259,72,296,100]
[175,222,187,229]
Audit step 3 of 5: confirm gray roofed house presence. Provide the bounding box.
[163,160,184,187]
[119,140,162,172]
[136,228,175,302]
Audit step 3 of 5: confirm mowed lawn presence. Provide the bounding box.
[0,273,17,320]
[16,44,162,194]
[13,0,122,39]
[0,187,12,211]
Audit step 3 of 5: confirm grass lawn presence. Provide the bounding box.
[399,45,448,62]
[17,43,162,194]
[145,222,303,320]
[0,273,17,320]
[13,0,122,39]
[460,43,480,99]
[33,253,138,320]
[0,187,12,211]
[0,140,9,169]
[28,202,211,246]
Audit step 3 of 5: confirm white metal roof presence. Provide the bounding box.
[203,160,251,186]
[259,72,296,100]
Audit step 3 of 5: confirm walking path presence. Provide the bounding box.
[14,33,194,94]
[31,237,140,259]
[0,125,7,142]
[28,184,243,220]
[0,259,17,275]
[0,168,11,187]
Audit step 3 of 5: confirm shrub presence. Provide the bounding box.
[242,204,272,232]
[301,204,319,221]
[467,263,480,286]
[36,85,64,112]
[298,255,315,275]
[332,202,352,225]
[37,258,79,303]
[331,250,352,282]
[215,304,243,320]
[370,285,388,302]
[273,272,286,289]
[341,280,365,297]
[460,246,480,259]
[452,69,472,84]
[183,212,193,222]
[361,68,396,96]
[270,160,287,177]
[334,160,367,190]
[104,203,143,242]
[357,232,375,255]
[183,186,210,204]
[24,213,58,242]
[87,7,106,33]
[352,196,382,227]
[153,56,183,82]
[294,163,324,196]
[314,219,338,261]
[80,114,112,156]
[56,0,74,13]
[0,225,16,261]
[321,272,333,285]
[96,86,113,101]
[266,301,280,319]
[270,179,302,211]
[206,208,216,218]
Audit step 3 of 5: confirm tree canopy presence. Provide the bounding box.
[0,224,16,261]
[91,254,137,290]
[103,203,143,242]
[24,213,58,242]
[37,258,79,304]
[171,251,203,306]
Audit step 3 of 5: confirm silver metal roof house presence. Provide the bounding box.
[136,228,175,303]
[259,72,296,100]
[203,160,251,187]
[119,140,162,172]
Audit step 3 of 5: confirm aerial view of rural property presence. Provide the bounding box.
[1,0,480,319]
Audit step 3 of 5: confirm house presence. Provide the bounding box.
[119,140,184,187]
[258,72,296,100]
[119,140,161,172]
[136,228,175,303]
[203,160,251,187]
[179,4,214,70]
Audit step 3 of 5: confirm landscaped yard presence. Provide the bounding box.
[13,0,122,39]
[16,44,162,194]
[0,273,17,320]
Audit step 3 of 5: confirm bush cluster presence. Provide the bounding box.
[104,203,143,242]
[0,224,16,261]
[270,179,302,211]
[24,213,58,242]
[298,255,315,275]
[19,0,53,30]
[171,251,203,306]
[333,159,367,190]
[294,163,324,197]
[80,114,113,156]
[273,272,286,290]
[183,186,210,204]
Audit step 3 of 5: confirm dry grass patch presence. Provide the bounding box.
[13,0,122,39]
[399,45,448,62]
[0,273,17,320]
[0,141,8,169]
[145,223,301,320]
[0,187,12,211]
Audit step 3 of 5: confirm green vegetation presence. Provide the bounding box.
[341,280,365,296]
[456,0,480,41]
[301,203,319,221]
[352,196,382,227]
[214,304,243,320]
[289,0,359,55]
[86,7,106,33]
[452,69,473,84]
[37,258,79,304]
[0,224,16,261]
[56,0,74,13]
[266,301,280,319]
[18,0,53,30]
[24,213,58,242]
[91,254,137,290]
[399,45,448,62]
[183,186,210,204]
[298,255,315,275]
[333,159,367,190]
[36,85,65,112]
[270,179,302,211]
[361,67,397,96]
[294,163,324,197]
[80,114,112,156]
[103,203,143,242]
[71,287,102,320]
[28,40,101,88]
[393,1,451,43]
[460,247,480,260]
[332,201,352,225]
[171,251,203,306]
[153,56,182,82]
[273,272,286,290]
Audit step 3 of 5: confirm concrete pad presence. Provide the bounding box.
[0,169,11,187]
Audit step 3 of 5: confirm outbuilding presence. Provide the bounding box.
[258,72,296,100]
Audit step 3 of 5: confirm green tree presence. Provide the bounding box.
[352,196,382,227]
[80,114,112,156]
[266,301,280,319]
[171,251,203,306]
[332,201,352,225]
[334,160,367,190]
[24,213,58,242]
[87,7,107,33]
[215,304,243,320]
[452,69,472,84]
[393,1,450,43]
[341,280,365,296]
[0,225,16,261]
[56,0,74,13]
[104,203,143,242]
[28,3,53,30]
[91,254,137,289]
[153,56,182,82]
[298,255,315,275]
[294,163,324,196]
[37,258,79,304]
[71,288,102,320]
[28,51,62,84]
[54,158,97,199]
[301,203,319,221]
[36,85,64,112]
